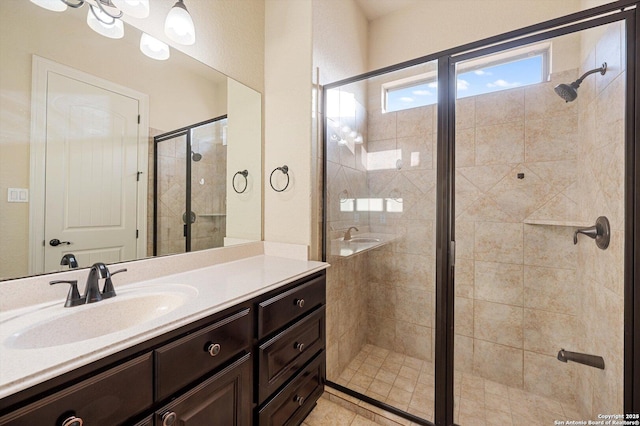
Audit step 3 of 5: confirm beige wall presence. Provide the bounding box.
[226,79,262,242]
[367,0,584,71]
[263,0,313,247]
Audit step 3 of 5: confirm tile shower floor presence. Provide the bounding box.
[317,343,582,426]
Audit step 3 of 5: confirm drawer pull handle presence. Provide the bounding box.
[207,342,221,357]
[295,298,305,308]
[294,395,305,406]
[61,416,83,426]
[162,411,177,426]
[294,342,305,352]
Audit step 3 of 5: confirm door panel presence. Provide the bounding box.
[44,72,139,271]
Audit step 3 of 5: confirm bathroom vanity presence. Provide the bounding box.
[0,251,327,425]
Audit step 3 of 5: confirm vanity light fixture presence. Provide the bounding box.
[140,33,170,60]
[86,3,125,39]
[165,0,196,46]
[30,0,67,12]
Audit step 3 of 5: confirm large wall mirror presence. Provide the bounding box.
[0,1,262,281]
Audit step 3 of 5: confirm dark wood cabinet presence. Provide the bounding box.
[256,273,326,425]
[0,270,327,426]
[155,354,252,426]
[258,275,326,339]
[258,353,325,426]
[155,308,252,401]
[258,306,326,403]
[0,353,153,426]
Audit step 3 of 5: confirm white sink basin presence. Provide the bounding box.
[3,284,198,350]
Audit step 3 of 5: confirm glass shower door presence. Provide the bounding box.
[452,20,626,425]
[155,132,188,256]
[324,60,438,425]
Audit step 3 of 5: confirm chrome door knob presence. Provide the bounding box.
[162,411,177,426]
[207,342,221,357]
[295,298,305,308]
[61,416,83,426]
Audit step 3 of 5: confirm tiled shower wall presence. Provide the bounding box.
[453,69,584,404]
[575,21,625,417]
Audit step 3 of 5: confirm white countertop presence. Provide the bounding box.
[0,254,327,400]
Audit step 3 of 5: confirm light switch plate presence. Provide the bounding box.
[7,188,29,203]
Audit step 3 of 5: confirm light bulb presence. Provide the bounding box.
[87,6,124,39]
[112,0,150,19]
[140,33,170,60]
[165,0,195,46]
[30,0,67,12]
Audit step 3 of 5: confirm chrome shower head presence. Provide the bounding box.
[554,62,607,103]
[191,151,202,162]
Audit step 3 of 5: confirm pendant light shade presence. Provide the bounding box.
[30,0,67,12]
[111,0,149,19]
[165,0,195,46]
[140,33,170,60]
[87,5,124,39]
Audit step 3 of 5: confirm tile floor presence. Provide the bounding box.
[318,343,583,426]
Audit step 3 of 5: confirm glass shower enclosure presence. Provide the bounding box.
[323,5,635,425]
[153,116,228,256]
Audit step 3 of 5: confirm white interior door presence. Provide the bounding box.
[44,72,139,271]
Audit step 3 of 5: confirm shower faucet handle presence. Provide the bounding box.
[573,216,610,250]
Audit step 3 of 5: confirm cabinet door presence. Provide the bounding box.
[257,275,325,339]
[155,354,252,426]
[258,352,325,426]
[258,306,325,403]
[0,353,153,426]
[155,308,251,401]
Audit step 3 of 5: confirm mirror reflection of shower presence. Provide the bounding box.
[554,62,607,102]
[154,115,228,256]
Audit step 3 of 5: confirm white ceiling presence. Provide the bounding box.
[354,0,425,21]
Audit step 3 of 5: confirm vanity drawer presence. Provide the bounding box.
[258,352,325,426]
[155,308,251,401]
[258,306,325,403]
[0,353,152,426]
[258,275,325,339]
[155,354,252,426]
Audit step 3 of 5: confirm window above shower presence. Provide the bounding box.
[383,42,551,112]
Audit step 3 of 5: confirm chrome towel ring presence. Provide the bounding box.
[232,170,249,194]
[269,165,290,192]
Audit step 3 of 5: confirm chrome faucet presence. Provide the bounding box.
[50,263,127,307]
[344,226,359,241]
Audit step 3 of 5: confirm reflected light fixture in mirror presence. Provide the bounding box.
[29,0,197,60]
[165,0,196,46]
[140,33,170,60]
[111,0,150,18]
[29,0,67,12]
[86,4,125,39]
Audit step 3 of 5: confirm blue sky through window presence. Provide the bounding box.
[385,54,544,112]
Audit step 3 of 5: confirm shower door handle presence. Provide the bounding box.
[573,216,610,250]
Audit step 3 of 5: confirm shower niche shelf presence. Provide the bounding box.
[523,219,591,227]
